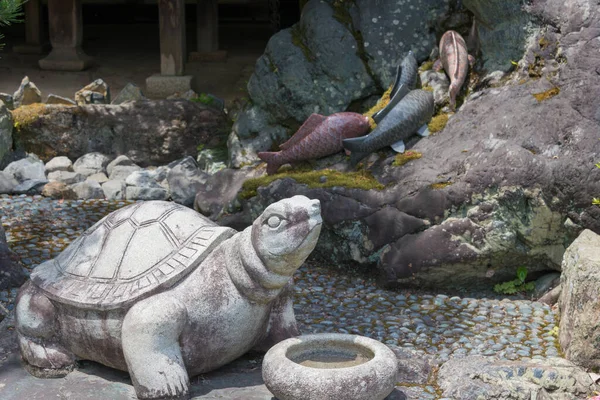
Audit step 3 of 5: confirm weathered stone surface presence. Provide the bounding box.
[125,186,169,201]
[106,155,136,176]
[86,172,109,184]
[0,102,13,165]
[124,170,162,188]
[15,197,321,399]
[102,180,126,200]
[0,171,18,194]
[46,94,76,106]
[41,181,78,200]
[73,152,111,177]
[0,93,14,110]
[44,156,73,173]
[12,100,229,166]
[47,171,85,185]
[4,155,46,183]
[109,165,142,182]
[420,70,450,107]
[533,272,560,298]
[0,224,26,290]
[111,83,144,105]
[13,76,42,107]
[210,0,600,289]
[196,148,227,175]
[70,181,105,199]
[12,179,47,195]
[462,0,532,72]
[75,79,110,105]
[437,356,599,399]
[167,157,209,207]
[559,229,600,370]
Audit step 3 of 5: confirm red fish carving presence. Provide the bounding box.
[258,112,371,175]
[434,30,476,110]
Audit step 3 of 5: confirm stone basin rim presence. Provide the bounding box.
[262,333,398,400]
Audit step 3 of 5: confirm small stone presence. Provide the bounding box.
[0,171,18,194]
[46,94,76,106]
[125,186,169,201]
[73,152,111,177]
[13,76,42,107]
[45,156,73,173]
[106,155,137,176]
[111,83,145,105]
[71,181,105,199]
[4,155,46,183]
[47,171,85,185]
[125,170,162,188]
[13,179,48,194]
[109,165,142,182]
[0,93,14,110]
[42,182,78,199]
[75,79,110,105]
[86,172,109,184]
[102,180,126,200]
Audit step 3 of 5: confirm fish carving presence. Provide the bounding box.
[373,51,419,124]
[258,112,371,175]
[433,30,475,110]
[343,90,434,166]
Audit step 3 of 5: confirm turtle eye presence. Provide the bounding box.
[267,215,282,228]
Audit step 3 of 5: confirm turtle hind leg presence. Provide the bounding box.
[122,294,190,400]
[15,281,75,378]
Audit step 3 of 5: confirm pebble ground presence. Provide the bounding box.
[0,195,561,397]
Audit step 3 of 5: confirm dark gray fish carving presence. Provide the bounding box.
[343,89,434,166]
[373,51,419,124]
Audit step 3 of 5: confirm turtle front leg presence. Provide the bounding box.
[122,294,190,400]
[253,280,300,352]
[15,281,76,377]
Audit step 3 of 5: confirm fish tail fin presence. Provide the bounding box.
[343,136,370,166]
[257,152,282,175]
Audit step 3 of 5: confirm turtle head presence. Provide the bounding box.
[252,195,322,276]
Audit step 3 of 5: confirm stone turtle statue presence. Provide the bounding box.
[15,196,322,399]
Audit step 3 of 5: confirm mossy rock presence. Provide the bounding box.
[240,167,385,200]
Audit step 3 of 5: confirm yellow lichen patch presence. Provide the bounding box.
[428,113,450,134]
[363,86,393,129]
[393,150,422,167]
[533,87,560,102]
[419,60,434,72]
[240,168,385,199]
[422,85,434,92]
[11,103,48,130]
[430,182,452,190]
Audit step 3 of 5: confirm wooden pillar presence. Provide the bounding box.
[158,0,186,76]
[39,0,92,71]
[146,0,193,97]
[189,0,226,62]
[197,0,217,53]
[13,0,47,53]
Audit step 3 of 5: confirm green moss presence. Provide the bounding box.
[191,93,214,106]
[291,24,316,62]
[422,85,434,92]
[419,60,434,72]
[393,150,422,167]
[430,182,452,190]
[11,103,49,130]
[240,168,384,200]
[428,113,450,134]
[533,86,559,102]
[363,86,392,130]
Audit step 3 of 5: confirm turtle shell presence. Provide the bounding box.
[31,201,236,310]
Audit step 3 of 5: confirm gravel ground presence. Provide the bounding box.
[0,195,561,371]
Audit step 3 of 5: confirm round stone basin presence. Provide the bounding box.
[262,333,398,400]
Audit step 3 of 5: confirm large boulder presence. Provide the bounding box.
[0,102,12,167]
[0,224,26,290]
[202,0,600,290]
[437,356,599,399]
[10,100,229,167]
[559,229,600,370]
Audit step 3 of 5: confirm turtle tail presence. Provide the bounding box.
[257,152,283,175]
